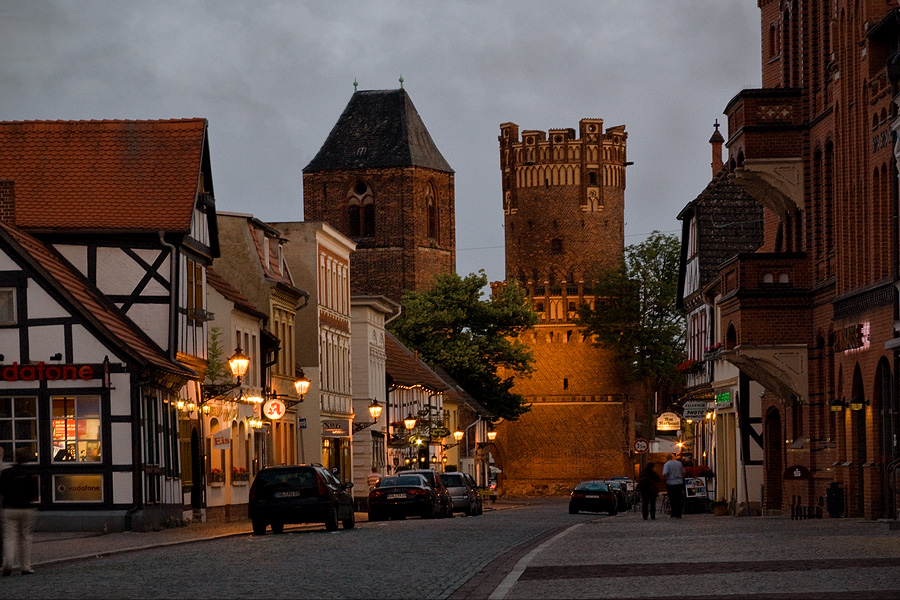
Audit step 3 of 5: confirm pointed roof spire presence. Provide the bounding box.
[710,119,725,176]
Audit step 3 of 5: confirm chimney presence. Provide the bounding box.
[0,181,14,225]
[710,120,725,176]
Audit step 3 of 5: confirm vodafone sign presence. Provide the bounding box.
[1,362,95,382]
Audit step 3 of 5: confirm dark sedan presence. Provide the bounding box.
[569,481,618,515]
[368,474,443,520]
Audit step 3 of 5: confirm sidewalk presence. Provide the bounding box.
[29,497,522,568]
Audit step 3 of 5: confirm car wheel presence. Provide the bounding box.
[569,505,579,515]
[271,521,284,534]
[325,505,339,531]
[252,519,267,535]
[464,504,473,516]
[342,509,355,529]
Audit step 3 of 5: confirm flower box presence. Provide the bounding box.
[231,480,248,487]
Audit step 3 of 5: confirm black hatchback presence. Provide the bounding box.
[249,465,355,534]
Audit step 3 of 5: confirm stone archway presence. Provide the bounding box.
[764,407,783,512]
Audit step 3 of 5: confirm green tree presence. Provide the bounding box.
[389,271,539,420]
[206,326,230,385]
[576,231,685,389]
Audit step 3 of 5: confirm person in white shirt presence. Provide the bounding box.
[662,454,685,518]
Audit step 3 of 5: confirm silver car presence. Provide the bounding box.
[441,471,483,516]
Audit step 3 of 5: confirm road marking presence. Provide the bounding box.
[487,523,582,600]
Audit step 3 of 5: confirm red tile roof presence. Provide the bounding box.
[0,222,194,379]
[385,331,448,393]
[206,267,267,320]
[0,119,207,231]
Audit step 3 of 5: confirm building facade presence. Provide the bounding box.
[706,2,900,518]
[495,120,636,494]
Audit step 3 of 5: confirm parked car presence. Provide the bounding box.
[441,471,483,516]
[604,480,629,512]
[368,474,443,520]
[569,481,618,515]
[608,476,637,507]
[401,469,452,517]
[249,464,355,534]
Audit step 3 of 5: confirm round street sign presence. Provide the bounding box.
[633,438,650,454]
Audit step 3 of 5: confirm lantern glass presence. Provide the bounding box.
[368,400,383,420]
[294,372,311,397]
[404,414,417,430]
[228,347,250,378]
[849,398,864,411]
[487,430,497,442]
[453,429,464,442]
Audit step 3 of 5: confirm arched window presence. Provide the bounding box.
[426,184,438,242]
[347,181,374,238]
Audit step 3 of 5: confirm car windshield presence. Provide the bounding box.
[378,475,423,487]
[441,473,465,487]
[575,482,610,492]
[407,471,435,486]
[256,469,317,488]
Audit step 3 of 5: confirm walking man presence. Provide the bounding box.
[662,453,685,519]
[1,447,39,576]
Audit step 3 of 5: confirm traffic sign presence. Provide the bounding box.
[633,438,650,454]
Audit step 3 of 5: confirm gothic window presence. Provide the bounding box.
[426,184,438,242]
[347,181,375,238]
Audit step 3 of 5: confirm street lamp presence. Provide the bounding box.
[352,399,384,434]
[200,345,251,402]
[487,429,498,442]
[404,414,417,431]
[453,429,464,442]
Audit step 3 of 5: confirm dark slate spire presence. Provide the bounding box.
[303,89,453,173]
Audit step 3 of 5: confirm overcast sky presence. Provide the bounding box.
[1,1,761,283]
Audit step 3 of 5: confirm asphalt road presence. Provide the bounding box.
[5,498,900,599]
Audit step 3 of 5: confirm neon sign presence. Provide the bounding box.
[1,362,95,382]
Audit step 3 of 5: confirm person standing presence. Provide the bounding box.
[662,453,685,519]
[1,447,39,576]
[366,466,381,489]
[637,462,662,520]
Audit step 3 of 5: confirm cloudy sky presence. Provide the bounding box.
[1,1,761,283]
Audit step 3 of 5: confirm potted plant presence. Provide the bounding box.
[713,500,729,516]
[232,467,250,485]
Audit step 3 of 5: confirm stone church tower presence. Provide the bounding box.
[302,88,455,303]
[494,119,635,494]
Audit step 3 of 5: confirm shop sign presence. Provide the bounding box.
[322,419,351,438]
[54,474,103,502]
[1,362,95,382]
[715,391,732,407]
[212,427,232,449]
[656,411,681,432]
[263,398,286,420]
[682,401,707,419]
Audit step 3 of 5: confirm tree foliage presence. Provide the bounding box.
[576,231,685,389]
[388,271,539,420]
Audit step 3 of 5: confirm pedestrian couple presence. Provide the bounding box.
[1,447,39,576]
[637,454,685,520]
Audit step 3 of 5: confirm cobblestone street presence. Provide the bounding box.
[4,498,900,599]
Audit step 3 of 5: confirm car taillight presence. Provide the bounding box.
[371,490,385,498]
[572,492,584,499]
[316,473,328,496]
[410,488,428,496]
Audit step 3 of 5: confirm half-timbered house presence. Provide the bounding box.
[0,119,223,529]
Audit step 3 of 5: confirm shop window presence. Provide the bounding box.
[51,395,101,462]
[0,289,15,324]
[0,396,38,461]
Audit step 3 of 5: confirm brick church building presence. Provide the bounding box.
[492,119,637,495]
[302,87,455,302]
[683,1,900,519]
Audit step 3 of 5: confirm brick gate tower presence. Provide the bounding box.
[302,87,455,303]
[494,119,635,495]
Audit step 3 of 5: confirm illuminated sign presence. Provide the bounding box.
[836,322,870,354]
[1,362,95,382]
[716,392,731,404]
[263,398,285,420]
[322,419,351,438]
[656,411,681,432]
[54,474,103,502]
